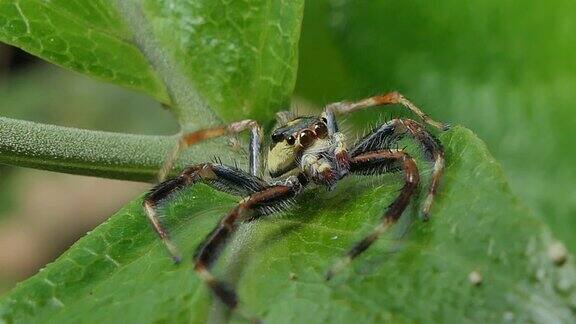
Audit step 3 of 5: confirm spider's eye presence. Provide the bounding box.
[286,135,296,145]
[299,129,315,147]
[313,122,328,138]
[271,132,283,143]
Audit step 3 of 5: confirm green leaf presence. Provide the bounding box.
[0,0,304,125]
[295,0,576,251]
[1,127,574,323]
[0,1,304,180]
[137,0,304,123]
[0,1,169,105]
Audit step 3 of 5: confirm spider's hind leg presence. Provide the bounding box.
[351,118,445,220]
[143,163,268,263]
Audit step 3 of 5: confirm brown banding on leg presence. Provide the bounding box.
[326,150,420,280]
[325,91,449,131]
[193,181,302,309]
[143,163,269,263]
[350,118,445,220]
[158,119,262,182]
[401,119,445,220]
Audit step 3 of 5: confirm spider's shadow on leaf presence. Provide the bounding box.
[227,175,431,283]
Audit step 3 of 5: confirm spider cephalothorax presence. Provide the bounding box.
[267,116,346,185]
[268,116,324,177]
[143,91,448,312]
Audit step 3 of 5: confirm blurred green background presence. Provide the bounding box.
[0,44,178,292]
[0,0,574,294]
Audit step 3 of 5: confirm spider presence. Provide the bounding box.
[143,91,448,311]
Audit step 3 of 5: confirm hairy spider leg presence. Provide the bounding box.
[324,91,450,132]
[157,119,262,182]
[326,150,420,280]
[143,163,268,263]
[351,118,445,220]
[194,178,304,309]
[318,108,350,171]
[401,119,445,219]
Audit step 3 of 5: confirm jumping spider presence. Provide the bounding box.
[143,91,448,310]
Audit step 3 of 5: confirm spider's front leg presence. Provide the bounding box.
[323,92,446,218]
[194,176,305,309]
[326,150,420,280]
[322,91,449,177]
[143,163,268,262]
[351,118,445,219]
[158,119,262,182]
[324,91,450,131]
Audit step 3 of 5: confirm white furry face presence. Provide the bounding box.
[301,137,335,156]
[266,116,329,178]
[267,140,298,178]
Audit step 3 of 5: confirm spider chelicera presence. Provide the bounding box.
[143,91,449,310]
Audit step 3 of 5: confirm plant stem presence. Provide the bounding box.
[0,117,230,182]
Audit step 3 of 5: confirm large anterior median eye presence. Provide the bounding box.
[313,122,328,138]
[299,129,315,147]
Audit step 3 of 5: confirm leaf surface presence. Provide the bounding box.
[0,0,304,125]
[0,1,168,105]
[1,127,574,323]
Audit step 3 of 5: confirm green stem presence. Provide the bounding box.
[0,117,207,182]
